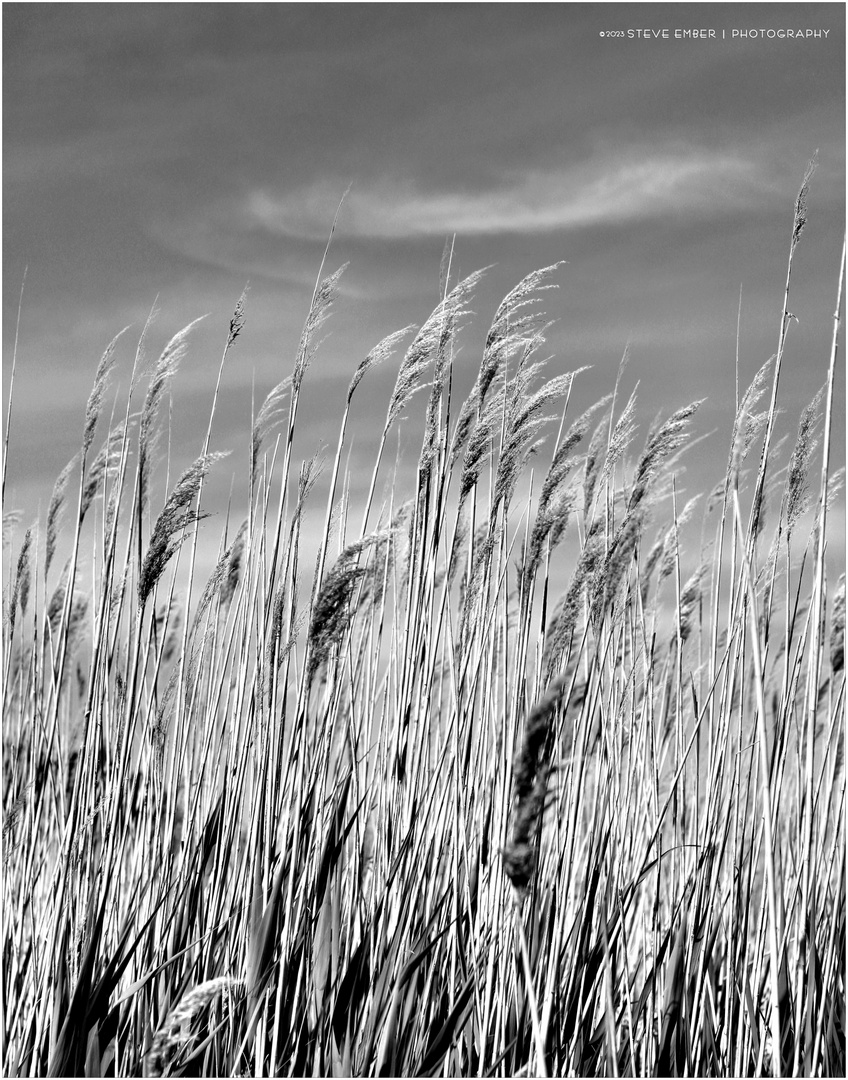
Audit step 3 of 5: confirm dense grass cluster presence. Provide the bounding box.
[3,173,845,1078]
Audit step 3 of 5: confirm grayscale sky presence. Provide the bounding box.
[3,2,845,578]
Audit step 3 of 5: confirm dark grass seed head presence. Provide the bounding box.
[228,287,248,348]
[831,575,845,675]
[45,455,79,579]
[138,452,227,610]
[13,525,33,620]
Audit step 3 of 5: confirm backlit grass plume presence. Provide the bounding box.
[82,328,128,457]
[139,317,207,509]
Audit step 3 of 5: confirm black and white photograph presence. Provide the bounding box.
[2,4,845,1077]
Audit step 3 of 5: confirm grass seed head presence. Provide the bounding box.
[138,451,227,610]
[83,328,128,456]
[252,376,292,483]
[786,385,824,534]
[293,264,347,395]
[139,317,207,507]
[831,574,845,674]
[348,325,416,404]
[147,977,242,1077]
[791,153,817,249]
[45,454,78,578]
[228,286,248,347]
[81,420,128,521]
[13,524,33,620]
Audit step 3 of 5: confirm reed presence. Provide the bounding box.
[2,168,844,1078]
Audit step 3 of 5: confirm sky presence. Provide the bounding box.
[3,2,845,586]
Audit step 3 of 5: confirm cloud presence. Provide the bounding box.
[244,150,774,241]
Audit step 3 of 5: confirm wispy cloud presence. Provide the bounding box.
[245,150,772,241]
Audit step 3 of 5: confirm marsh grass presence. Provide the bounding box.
[2,175,845,1078]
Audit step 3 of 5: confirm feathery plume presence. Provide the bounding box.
[83,328,129,456]
[449,392,478,470]
[492,342,582,518]
[308,531,387,682]
[628,400,703,513]
[479,263,565,410]
[831,574,845,675]
[266,455,322,686]
[386,268,486,431]
[47,561,70,634]
[266,575,288,691]
[791,153,817,250]
[221,519,248,608]
[544,518,604,670]
[81,420,128,521]
[292,265,347,395]
[502,669,571,889]
[583,409,612,519]
[129,298,160,395]
[786,385,824,534]
[658,495,701,584]
[728,354,774,489]
[678,563,708,643]
[458,394,501,502]
[9,525,34,636]
[827,467,845,510]
[2,783,32,865]
[522,389,604,584]
[147,977,241,1078]
[524,482,579,591]
[139,317,207,508]
[448,507,470,584]
[640,532,666,605]
[347,326,416,404]
[538,393,610,516]
[151,669,179,784]
[359,504,407,608]
[64,594,89,665]
[2,510,22,551]
[191,544,233,636]
[251,376,292,483]
[449,267,564,469]
[591,512,641,625]
[597,385,639,492]
[45,454,78,578]
[228,286,248,348]
[138,452,227,610]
